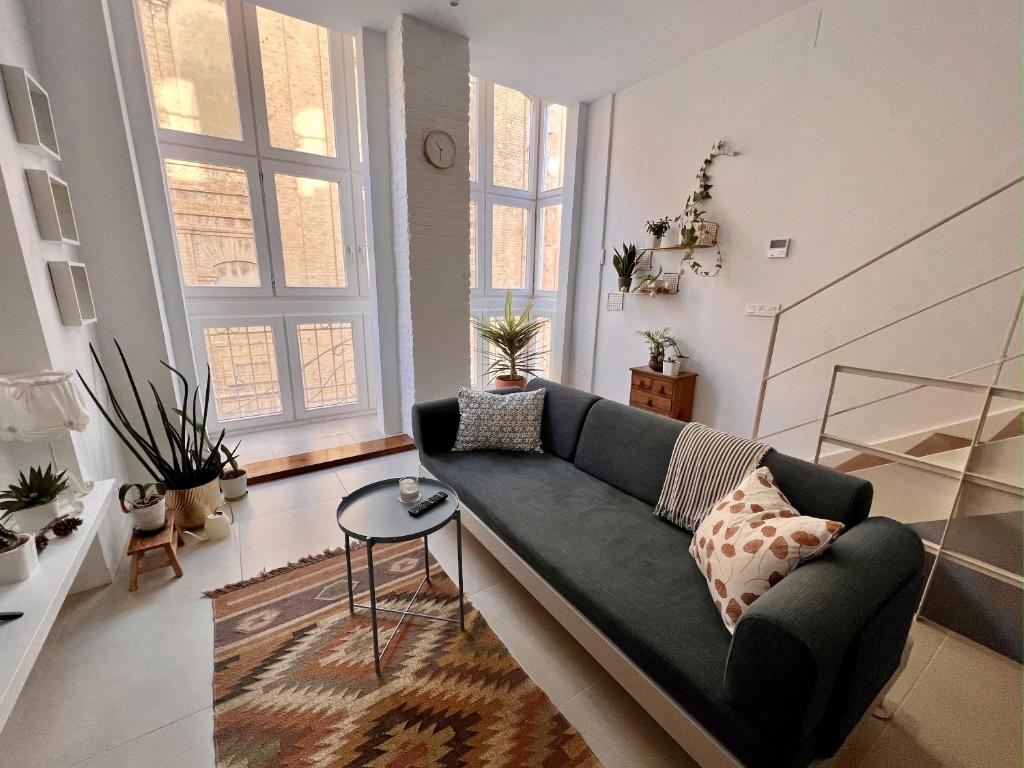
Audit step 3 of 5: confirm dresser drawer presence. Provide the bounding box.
[631,373,674,398]
[629,389,673,413]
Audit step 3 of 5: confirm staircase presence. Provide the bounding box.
[751,177,1024,662]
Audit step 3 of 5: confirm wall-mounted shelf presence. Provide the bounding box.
[1,65,60,159]
[48,261,96,325]
[26,170,78,244]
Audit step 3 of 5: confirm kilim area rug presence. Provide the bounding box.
[208,540,602,767]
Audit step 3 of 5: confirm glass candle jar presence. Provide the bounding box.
[399,476,420,503]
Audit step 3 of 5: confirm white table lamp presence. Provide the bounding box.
[0,371,94,496]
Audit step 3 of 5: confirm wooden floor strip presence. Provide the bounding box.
[246,434,416,484]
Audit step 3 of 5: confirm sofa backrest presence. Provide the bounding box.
[574,396,873,527]
[525,378,600,461]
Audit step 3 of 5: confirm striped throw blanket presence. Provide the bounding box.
[655,422,770,532]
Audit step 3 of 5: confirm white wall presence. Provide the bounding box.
[568,0,1021,458]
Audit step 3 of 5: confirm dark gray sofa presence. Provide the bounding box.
[412,379,924,768]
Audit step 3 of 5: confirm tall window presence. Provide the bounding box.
[136,0,371,429]
[469,78,569,387]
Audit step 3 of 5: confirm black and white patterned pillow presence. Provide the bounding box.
[452,387,545,453]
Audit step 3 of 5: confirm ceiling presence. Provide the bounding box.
[257,0,811,104]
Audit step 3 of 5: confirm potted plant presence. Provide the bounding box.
[612,242,640,292]
[119,482,167,533]
[644,218,671,249]
[472,290,547,390]
[77,340,234,529]
[176,409,247,501]
[673,140,736,277]
[0,465,69,533]
[0,520,38,586]
[638,328,686,373]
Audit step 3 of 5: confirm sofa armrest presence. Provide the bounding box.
[411,396,461,455]
[723,517,924,742]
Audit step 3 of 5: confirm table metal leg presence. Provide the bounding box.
[344,531,354,614]
[366,539,380,675]
[423,535,431,582]
[456,511,465,630]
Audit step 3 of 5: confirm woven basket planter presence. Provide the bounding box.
[167,477,221,529]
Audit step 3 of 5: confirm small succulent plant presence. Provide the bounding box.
[0,465,68,520]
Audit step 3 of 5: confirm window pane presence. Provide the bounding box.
[468,76,478,183]
[542,103,567,191]
[469,320,478,388]
[490,204,528,289]
[136,0,241,139]
[538,203,562,291]
[296,322,359,409]
[533,316,553,380]
[491,84,531,190]
[204,325,282,420]
[256,6,336,157]
[274,173,346,287]
[164,159,259,287]
[468,199,477,288]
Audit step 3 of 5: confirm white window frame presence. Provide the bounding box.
[484,80,537,200]
[261,159,359,297]
[161,145,274,299]
[469,190,484,293]
[189,313,295,432]
[534,199,563,296]
[240,2,354,171]
[485,195,535,296]
[285,312,370,419]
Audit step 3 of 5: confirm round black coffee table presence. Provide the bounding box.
[336,477,464,674]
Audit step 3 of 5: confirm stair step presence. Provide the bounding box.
[989,413,1023,442]
[834,431,970,473]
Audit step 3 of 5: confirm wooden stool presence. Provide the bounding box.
[127,513,185,592]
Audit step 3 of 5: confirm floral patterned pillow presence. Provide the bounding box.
[689,466,844,633]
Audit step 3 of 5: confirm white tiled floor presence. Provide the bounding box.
[227,411,385,464]
[0,452,1020,768]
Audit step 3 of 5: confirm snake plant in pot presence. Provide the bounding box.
[77,341,235,529]
[612,242,640,292]
[472,291,547,390]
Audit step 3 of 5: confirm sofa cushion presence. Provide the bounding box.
[574,398,873,528]
[421,449,802,768]
[525,378,600,461]
[453,387,545,452]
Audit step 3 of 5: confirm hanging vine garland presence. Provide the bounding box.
[674,140,737,278]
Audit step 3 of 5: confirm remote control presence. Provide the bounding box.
[407,491,448,517]
[0,612,24,622]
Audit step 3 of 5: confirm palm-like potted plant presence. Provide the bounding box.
[77,340,235,529]
[637,328,686,373]
[612,242,640,292]
[0,465,69,532]
[473,290,547,390]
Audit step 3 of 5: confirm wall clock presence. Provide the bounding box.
[423,130,456,169]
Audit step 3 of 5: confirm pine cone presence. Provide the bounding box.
[35,533,48,554]
[52,516,82,537]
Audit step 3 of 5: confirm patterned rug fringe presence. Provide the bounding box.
[202,547,353,598]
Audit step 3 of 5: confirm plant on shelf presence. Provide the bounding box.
[612,242,640,292]
[0,464,69,532]
[77,340,234,529]
[637,328,685,373]
[632,266,664,295]
[673,140,737,278]
[472,290,547,390]
[119,482,167,533]
[644,217,672,248]
[0,519,35,585]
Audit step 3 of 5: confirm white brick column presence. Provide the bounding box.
[387,16,471,432]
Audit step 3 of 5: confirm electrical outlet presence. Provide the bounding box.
[745,303,780,317]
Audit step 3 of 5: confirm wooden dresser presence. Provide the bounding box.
[629,366,697,421]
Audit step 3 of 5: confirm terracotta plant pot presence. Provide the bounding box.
[494,375,527,391]
[166,477,221,529]
[220,469,248,502]
[0,534,38,586]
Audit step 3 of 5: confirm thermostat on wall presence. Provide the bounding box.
[767,238,790,258]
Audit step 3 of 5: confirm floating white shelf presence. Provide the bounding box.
[26,169,79,244]
[48,260,96,325]
[1,64,60,160]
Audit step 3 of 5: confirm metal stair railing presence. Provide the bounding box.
[750,175,1023,441]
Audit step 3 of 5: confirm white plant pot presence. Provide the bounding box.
[0,534,39,585]
[646,234,663,249]
[663,359,681,376]
[220,471,248,501]
[128,497,166,533]
[12,500,59,533]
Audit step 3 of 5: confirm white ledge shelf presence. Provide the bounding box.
[26,169,79,244]
[1,64,60,160]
